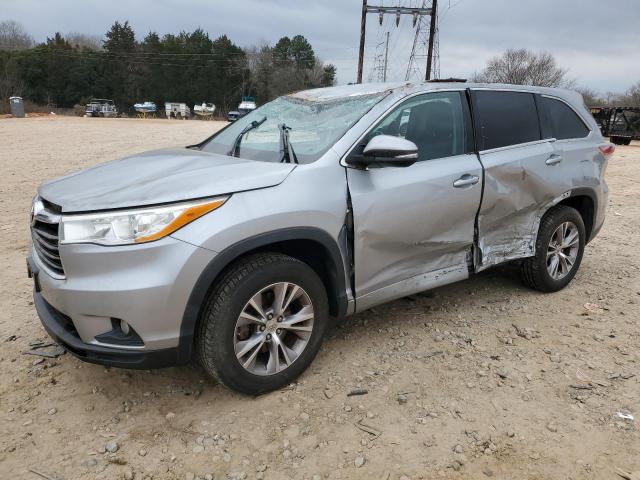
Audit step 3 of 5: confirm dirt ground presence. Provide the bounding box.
[0,116,638,480]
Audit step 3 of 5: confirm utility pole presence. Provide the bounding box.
[383,31,390,82]
[356,1,433,84]
[425,0,437,80]
[357,0,367,84]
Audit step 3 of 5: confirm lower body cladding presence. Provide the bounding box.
[28,235,216,369]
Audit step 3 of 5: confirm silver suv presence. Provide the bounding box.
[28,82,614,394]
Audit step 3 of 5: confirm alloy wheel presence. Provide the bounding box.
[546,221,580,280]
[234,282,314,376]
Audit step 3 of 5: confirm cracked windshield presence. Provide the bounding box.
[202,93,386,163]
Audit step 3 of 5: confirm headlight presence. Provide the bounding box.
[60,197,228,246]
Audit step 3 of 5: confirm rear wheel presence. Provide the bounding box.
[521,205,585,292]
[195,253,329,395]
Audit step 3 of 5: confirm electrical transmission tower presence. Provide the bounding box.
[369,31,390,82]
[406,0,439,81]
[356,0,434,83]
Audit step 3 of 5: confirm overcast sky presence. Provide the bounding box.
[2,0,639,93]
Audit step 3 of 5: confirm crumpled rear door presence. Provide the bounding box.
[472,89,572,270]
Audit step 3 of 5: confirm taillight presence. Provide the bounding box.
[599,144,615,158]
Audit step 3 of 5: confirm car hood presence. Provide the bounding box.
[38,148,296,212]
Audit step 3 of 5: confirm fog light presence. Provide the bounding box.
[119,319,130,335]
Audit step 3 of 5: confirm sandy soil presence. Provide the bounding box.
[0,116,638,480]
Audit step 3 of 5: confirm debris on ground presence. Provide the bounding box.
[354,419,382,438]
[28,468,58,480]
[616,411,634,421]
[23,342,66,358]
[347,388,368,397]
[616,468,640,480]
[583,302,605,314]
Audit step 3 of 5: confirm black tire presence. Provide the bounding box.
[520,205,585,293]
[610,136,630,145]
[195,252,329,395]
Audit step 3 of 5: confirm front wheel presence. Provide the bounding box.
[521,205,585,292]
[195,253,329,395]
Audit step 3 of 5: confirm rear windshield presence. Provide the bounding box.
[202,93,386,164]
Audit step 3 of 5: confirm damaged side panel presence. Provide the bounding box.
[475,140,571,270]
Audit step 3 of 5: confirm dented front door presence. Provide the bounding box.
[346,91,482,306]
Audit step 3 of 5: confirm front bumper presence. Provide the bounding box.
[32,284,182,369]
[27,234,217,368]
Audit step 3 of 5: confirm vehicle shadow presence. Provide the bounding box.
[71,263,531,402]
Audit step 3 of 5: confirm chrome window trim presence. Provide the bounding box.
[478,137,557,155]
[339,88,467,168]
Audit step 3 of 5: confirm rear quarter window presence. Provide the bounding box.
[474,90,541,150]
[539,96,590,140]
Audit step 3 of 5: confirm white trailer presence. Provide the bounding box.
[165,102,190,120]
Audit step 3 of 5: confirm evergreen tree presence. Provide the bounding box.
[1,21,339,113]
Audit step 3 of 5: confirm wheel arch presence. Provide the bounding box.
[555,188,597,242]
[177,228,349,362]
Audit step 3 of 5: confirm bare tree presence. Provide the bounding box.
[472,48,574,88]
[65,32,103,50]
[575,86,605,107]
[618,81,640,107]
[0,20,33,51]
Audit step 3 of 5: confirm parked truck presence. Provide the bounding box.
[227,96,256,122]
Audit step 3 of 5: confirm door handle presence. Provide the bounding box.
[545,154,563,166]
[453,174,480,188]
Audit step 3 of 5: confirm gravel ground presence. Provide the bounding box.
[0,117,639,480]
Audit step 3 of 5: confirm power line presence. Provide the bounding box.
[357,0,435,83]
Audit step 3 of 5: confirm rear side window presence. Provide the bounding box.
[539,96,590,140]
[474,91,541,150]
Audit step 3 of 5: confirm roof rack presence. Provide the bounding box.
[427,78,467,83]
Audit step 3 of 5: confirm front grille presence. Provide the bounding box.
[31,200,65,278]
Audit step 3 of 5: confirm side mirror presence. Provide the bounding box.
[348,135,418,168]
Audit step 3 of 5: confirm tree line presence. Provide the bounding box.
[0,20,337,114]
[2,19,638,113]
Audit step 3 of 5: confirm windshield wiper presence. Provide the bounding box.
[228,116,267,157]
[279,123,298,164]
